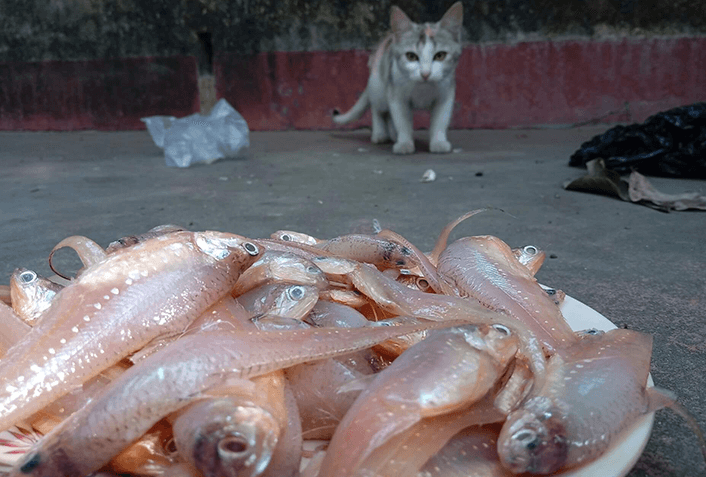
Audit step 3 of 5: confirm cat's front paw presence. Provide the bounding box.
[430,140,452,153]
[393,141,415,154]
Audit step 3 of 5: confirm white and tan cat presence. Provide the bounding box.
[333,2,463,154]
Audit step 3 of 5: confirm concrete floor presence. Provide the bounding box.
[1,127,705,476]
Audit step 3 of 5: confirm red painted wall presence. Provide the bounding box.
[1,38,704,131]
[0,57,199,131]
[217,37,706,131]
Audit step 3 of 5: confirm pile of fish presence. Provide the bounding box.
[0,212,703,477]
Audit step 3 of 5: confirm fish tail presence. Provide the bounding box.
[648,387,706,465]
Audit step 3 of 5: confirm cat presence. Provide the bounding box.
[333,2,463,154]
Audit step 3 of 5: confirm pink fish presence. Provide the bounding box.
[437,235,577,353]
[10,320,462,476]
[319,324,518,477]
[0,231,261,432]
[497,328,706,474]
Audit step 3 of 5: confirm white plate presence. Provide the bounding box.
[0,293,654,476]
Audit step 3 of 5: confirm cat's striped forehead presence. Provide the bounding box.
[397,21,459,53]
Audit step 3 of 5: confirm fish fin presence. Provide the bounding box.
[200,378,258,399]
[427,208,491,264]
[0,285,11,306]
[128,335,177,364]
[647,387,706,464]
[336,374,377,394]
[251,315,312,331]
[646,386,676,412]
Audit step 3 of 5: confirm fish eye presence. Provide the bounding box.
[492,324,512,336]
[280,234,292,241]
[405,52,419,61]
[416,278,430,290]
[20,270,37,284]
[306,266,320,274]
[524,245,538,255]
[513,429,539,449]
[433,51,447,61]
[585,328,600,335]
[287,286,305,300]
[243,242,259,256]
[545,288,556,296]
[165,438,178,454]
[218,435,250,456]
[20,452,41,473]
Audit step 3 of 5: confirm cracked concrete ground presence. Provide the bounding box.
[1,127,704,476]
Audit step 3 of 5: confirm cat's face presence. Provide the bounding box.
[390,3,463,84]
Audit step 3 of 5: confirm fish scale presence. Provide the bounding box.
[0,231,260,434]
[318,325,518,477]
[10,320,466,477]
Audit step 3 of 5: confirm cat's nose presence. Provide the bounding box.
[421,71,431,80]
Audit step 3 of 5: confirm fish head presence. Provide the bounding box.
[8,436,82,477]
[194,232,262,271]
[396,274,432,292]
[460,324,520,366]
[272,284,319,319]
[512,245,546,276]
[270,230,320,246]
[497,397,569,474]
[10,268,60,325]
[175,401,281,477]
[380,240,413,269]
[268,254,327,289]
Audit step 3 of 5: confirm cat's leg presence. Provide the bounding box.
[389,99,415,154]
[370,107,390,144]
[429,90,455,153]
[385,115,397,142]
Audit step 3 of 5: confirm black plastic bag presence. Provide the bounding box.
[569,103,706,179]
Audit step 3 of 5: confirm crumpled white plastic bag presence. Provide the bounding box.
[142,99,249,168]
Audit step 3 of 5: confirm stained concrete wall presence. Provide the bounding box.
[1,0,705,130]
[2,0,704,62]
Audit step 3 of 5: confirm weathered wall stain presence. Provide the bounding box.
[2,37,704,131]
[1,0,704,62]
[0,0,704,130]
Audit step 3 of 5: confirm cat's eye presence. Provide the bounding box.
[405,52,419,61]
[434,51,447,61]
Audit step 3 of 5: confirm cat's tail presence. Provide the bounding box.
[332,88,370,125]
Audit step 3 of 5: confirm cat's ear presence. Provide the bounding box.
[390,6,413,33]
[440,2,463,40]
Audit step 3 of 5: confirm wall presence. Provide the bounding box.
[1,0,704,130]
